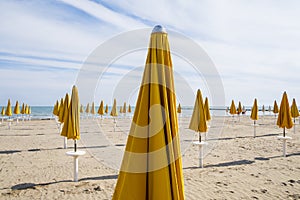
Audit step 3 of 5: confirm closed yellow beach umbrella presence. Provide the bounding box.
[277,92,293,137]
[177,103,182,113]
[237,101,242,115]
[250,98,259,121]
[122,102,126,114]
[53,100,60,116]
[14,101,20,115]
[1,107,5,115]
[204,97,211,121]
[25,104,29,115]
[113,25,184,200]
[5,99,12,117]
[119,106,123,113]
[250,98,258,137]
[189,89,207,141]
[273,100,279,114]
[229,100,237,115]
[105,104,108,114]
[128,104,131,113]
[98,100,104,115]
[91,102,96,115]
[85,103,90,113]
[262,105,265,114]
[291,98,299,134]
[110,99,118,117]
[61,86,80,144]
[58,98,65,123]
[21,103,25,115]
[80,104,84,113]
[291,98,299,118]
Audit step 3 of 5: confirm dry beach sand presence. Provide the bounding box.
[0,115,299,199]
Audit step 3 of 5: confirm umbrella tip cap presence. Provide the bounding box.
[152,25,167,33]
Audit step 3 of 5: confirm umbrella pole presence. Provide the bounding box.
[283,137,286,157]
[74,140,77,152]
[254,120,256,138]
[114,117,117,132]
[283,127,286,137]
[199,132,201,143]
[64,137,67,149]
[294,118,296,134]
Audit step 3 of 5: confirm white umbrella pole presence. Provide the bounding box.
[64,137,67,149]
[114,117,117,132]
[199,144,203,168]
[283,139,287,157]
[254,120,256,138]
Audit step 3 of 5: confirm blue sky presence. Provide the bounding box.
[1,0,300,107]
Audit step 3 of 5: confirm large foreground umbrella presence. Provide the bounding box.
[189,89,207,168]
[61,86,85,182]
[250,98,259,137]
[113,25,185,200]
[277,92,293,157]
[290,98,299,133]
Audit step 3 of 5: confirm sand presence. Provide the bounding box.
[0,114,299,200]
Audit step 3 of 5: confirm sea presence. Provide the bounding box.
[0,106,275,120]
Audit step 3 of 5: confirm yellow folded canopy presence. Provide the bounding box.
[123,102,127,113]
[53,100,60,116]
[277,92,293,129]
[110,99,118,117]
[237,101,242,115]
[273,100,279,114]
[91,102,96,114]
[98,100,104,115]
[229,100,237,115]
[105,104,108,114]
[58,98,65,123]
[128,104,131,113]
[113,25,185,200]
[85,103,90,113]
[119,106,123,113]
[204,97,211,121]
[177,103,181,113]
[250,98,258,120]
[80,104,84,113]
[189,89,207,134]
[25,104,29,115]
[61,85,80,140]
[1,107,5,116]
[291,98,299,118]
[14,101,20,115]
[21,103,25,115]
[6,99,12,116]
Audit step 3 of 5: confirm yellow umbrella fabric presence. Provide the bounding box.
[1,107,5,115]
[53,100,60,116]
[128,104,131,113]
[21,103,25,115]
[5,99,12,117]
[91,102,96,115]
[25,104,29,115]
[98,100,104,115]
[229,100,237,115]
[113,25,184,200]
[250,98,258,120]
[277,92,293,136]
[237,101,242,115]
[122,102,126,113]
[58,98,65,123]
[14,101,20,115]
[80,104,84,113]
[110,99,118,117]
[105,104,108,114]
[177,103,181,113]
[119,106,123,113]
[85,103,90,113]
[273,100,279,114]
[189,89,207,135]
[61,86,80,143]
[291,98,299,118]
[204,97,211,121]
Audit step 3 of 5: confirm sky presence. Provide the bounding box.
[1,0,300,107]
